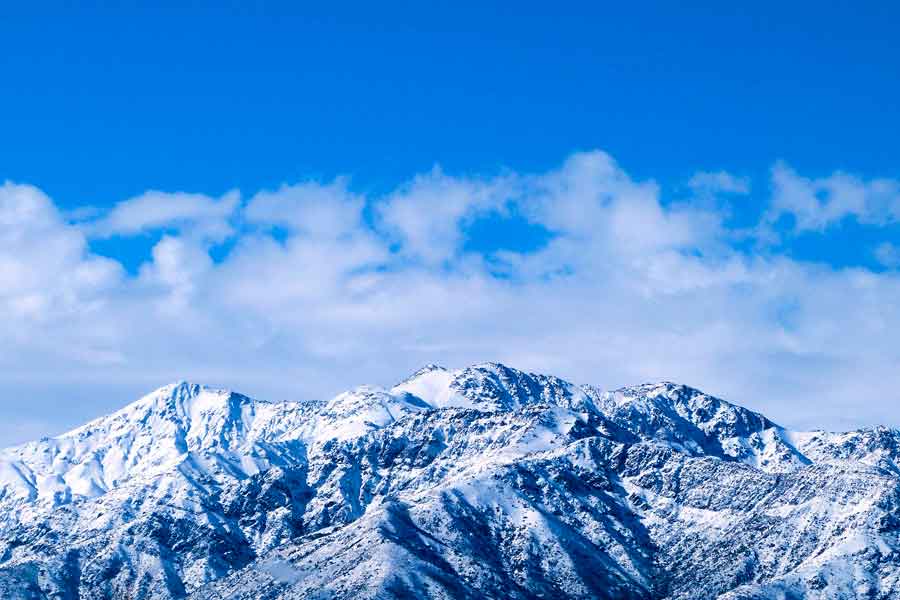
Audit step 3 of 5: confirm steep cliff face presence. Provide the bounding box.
[1,364,898,599]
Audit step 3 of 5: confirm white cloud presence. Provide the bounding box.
[0,182,124,377]
[244,179,364,239]
[4,155,900,446]
[0,182,122,321]
[688,170,751,195]
[875,242,900,269]
[88,189,240,241]
[137,235,214,312]
[377,166,514,264]
[769,162,900,232]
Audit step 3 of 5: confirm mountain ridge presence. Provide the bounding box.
[1,363,899,599]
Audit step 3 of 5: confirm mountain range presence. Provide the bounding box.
[1,362,898,599]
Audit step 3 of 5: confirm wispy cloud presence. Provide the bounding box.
[86,189,241,241]
[244,179,363,238]
[875,242,900,269]
[769,162,900,232]
[376,166,515,265]
[688,170,751,195]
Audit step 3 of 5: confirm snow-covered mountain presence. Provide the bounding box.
[1,363,899,599]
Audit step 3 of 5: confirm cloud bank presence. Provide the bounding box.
[2,150,900,444]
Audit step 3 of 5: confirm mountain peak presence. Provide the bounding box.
[611,380,700,397]
[467,360,513,371]
[3,364,900,599]
[396,363,447,385]
[90,380,262,433]
[149,380,237,403]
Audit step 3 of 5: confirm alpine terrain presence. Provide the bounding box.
[1,363,899,599]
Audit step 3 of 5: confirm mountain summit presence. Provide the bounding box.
[1,364,898,599]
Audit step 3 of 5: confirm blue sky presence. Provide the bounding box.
[1,2,900,444]
[5,4,899,204]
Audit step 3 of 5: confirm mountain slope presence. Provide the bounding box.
[1,363,899,599]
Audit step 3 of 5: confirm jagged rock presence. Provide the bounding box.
[1,363,898,599]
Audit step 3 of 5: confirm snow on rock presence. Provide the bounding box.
[1,364,900,599]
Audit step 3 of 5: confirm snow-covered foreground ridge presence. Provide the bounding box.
[2,363,900,599]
